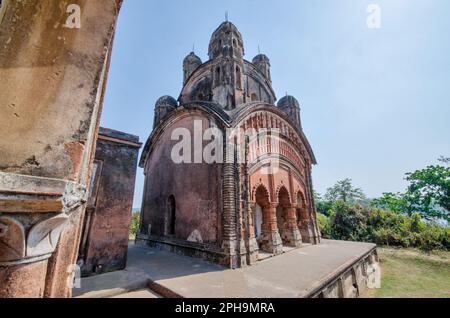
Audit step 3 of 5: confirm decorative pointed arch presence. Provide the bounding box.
[252,182,270,206]
[275,184,291,206]
[296,189,307,208]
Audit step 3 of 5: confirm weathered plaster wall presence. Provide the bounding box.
[0,259,48,298]
[141,113,222,245]
[79,128,141,276]
[0,0,120,183]
[311,247,380,298]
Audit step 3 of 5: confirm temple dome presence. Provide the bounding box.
[277,95,300,109]
[277,95,302,130]
[153,95,178,128]
[208,21,244,59]
[183,52,202,66]
[183,52,202,83]
[252,54,270,64]
[155,95,178,109]
[210,21,242,42]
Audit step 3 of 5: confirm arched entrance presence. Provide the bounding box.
[276,187,290,241]
[166,195,176,236]
[277,187,302,247]
[254,185,283,255]
[254,204,263,241]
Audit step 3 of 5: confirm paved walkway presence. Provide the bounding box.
[74,240,375,298]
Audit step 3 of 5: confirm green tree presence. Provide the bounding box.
[328,201,367,241]
[129,211,141,238]
[314,191,333,216]
[371,192,410,214]
[325,178,366,204]
[316,213,332,238]
[404,160,450,221]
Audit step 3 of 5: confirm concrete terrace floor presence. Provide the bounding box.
[74,240,376,298]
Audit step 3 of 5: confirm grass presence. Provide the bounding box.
[365,248,450,298]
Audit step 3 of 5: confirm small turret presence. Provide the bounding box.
[277,95,302,130]
[153,95,178,128]
[208,21,244,60]
[252,53,271,82]
[208,21,246,110]
[183,52,202,84]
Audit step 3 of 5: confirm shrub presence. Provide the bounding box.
[129,211,140,237]
[316,213,332,238]
[316,201,449,251]
[329,201,367,241]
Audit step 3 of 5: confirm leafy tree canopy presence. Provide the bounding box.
[324,178,366,204]
[371,192,410,215]
[316,158,449,222]
[404,158,449,221]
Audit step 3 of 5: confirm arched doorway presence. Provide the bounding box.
[296,191,306,226]
[276,186,302,247]
[254,204,263,241]
[254,185,269,247]
[166,195,176,236]
[277,186,290,242]
[254,185,283,255]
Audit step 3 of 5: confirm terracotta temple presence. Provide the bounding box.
[137,21,321,268]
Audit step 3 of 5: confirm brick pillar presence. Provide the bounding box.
[305,165,321,244]
[298,206,315,244]
[282,206,302,247]
[260,203,283,255]
[235,142,247,268]
[243,136,258,265]
[221,135,238,268]
[245,203,259,264]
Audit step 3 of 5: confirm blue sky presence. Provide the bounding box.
[101,0,450,208]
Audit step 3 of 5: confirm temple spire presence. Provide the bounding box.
[225,11,229,22]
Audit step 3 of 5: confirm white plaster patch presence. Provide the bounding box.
[187,229,203,243]
[367,262,381,289]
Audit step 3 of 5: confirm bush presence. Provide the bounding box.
[316,213,332,238]
[329,201,369,241]
[316,201,449,251]
[129,212,140,238]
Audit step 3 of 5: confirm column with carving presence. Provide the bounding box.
[260,203,283,255]
[0,174,87,297]
[243,135,259,264]
[282,205,302,247]
[221,132,238,268]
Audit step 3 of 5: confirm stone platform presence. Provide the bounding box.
[73,240,379,298]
